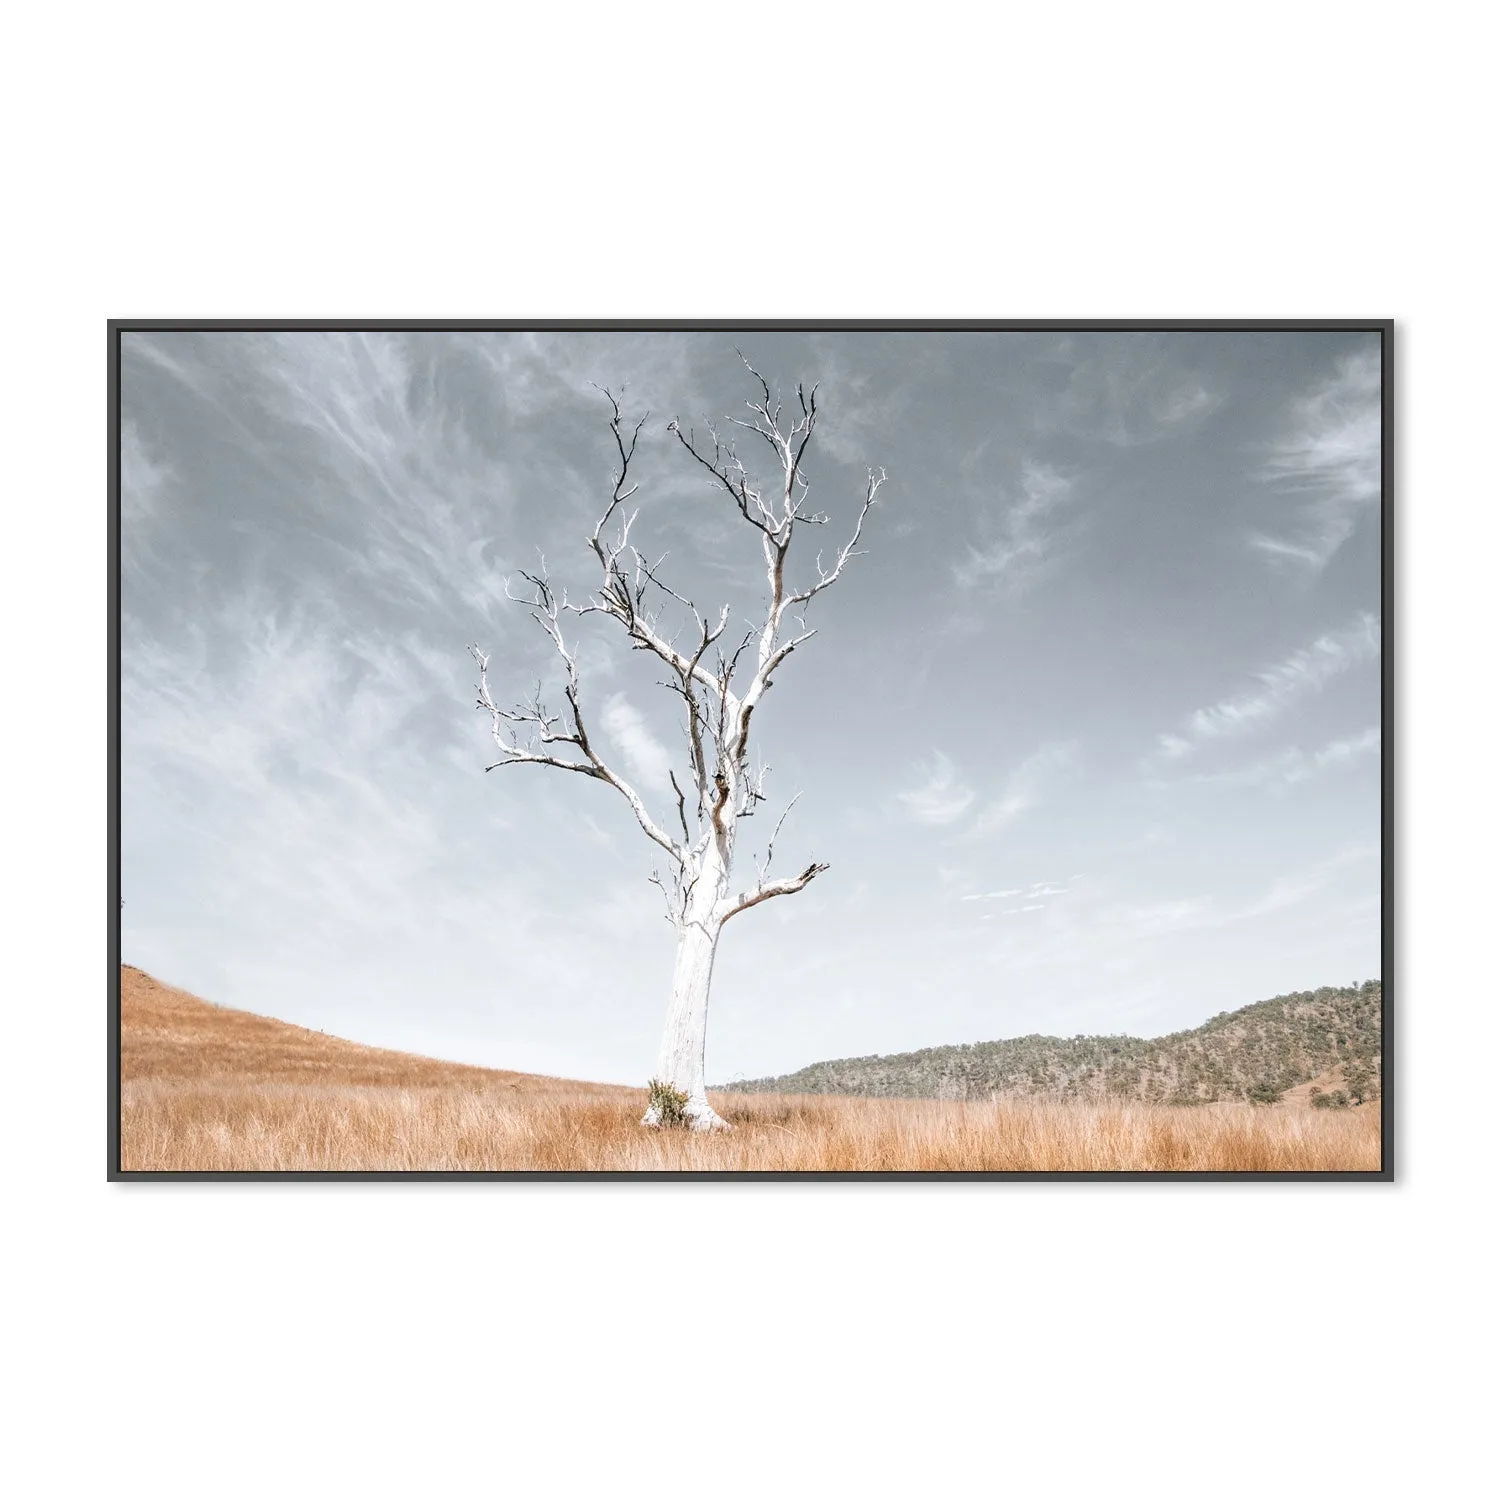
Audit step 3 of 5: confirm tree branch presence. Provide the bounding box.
[718,861,829,925]
[782,466,886,614]
[668,362,885,793]
[469,607,684,865]
[581,394,740,711]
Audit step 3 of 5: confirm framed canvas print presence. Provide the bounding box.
[110,321,1391,1178]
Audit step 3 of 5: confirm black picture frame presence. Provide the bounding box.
[109,318,1393,1181]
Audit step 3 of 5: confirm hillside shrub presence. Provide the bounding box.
[1312,1089,1350,1110]
[1343,1062,1376,1105]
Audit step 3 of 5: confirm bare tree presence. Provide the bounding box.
[470,360,884,1130]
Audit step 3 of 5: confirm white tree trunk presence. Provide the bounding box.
[640,830,735,1131]
[642,914,729,1131]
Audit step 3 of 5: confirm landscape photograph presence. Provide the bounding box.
[114,323,1388,1175]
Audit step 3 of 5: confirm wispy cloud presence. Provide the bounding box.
[1154,380,1221,427]
[961,877,1076,920]
[1157,614,1379,760]
[968,741,1079,837]
[897,751,975,825]
[953,462,1077,596]
[1237,841,1377,920]
[1184,726,1381,790]
[1250,344,1381,572]
[1099,896,1216,940]
[600,693,675,795]
[961,880,1071,902]
[1306,726,1382,774]
[121,419,173,526]
[800,334,914,468]
[127,331,539,633]
[1077,842,1376,949]
[1043,338,1224,447]
[122,591,462,938]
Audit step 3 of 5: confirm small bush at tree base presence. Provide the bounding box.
[1247,1082,1285,1105]
[647,1078,691,1127]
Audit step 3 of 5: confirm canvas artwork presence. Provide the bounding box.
[110,322,1390,1177]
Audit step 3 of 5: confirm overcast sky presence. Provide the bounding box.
[120,329,1382,1083]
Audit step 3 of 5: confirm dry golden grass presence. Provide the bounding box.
[121,1079,1380,1173]
[118,967,1381,1173]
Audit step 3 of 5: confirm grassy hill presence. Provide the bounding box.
[723,981,1382,1107]
[119,964,620,1093]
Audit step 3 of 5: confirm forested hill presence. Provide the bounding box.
[722,983,1382,1106]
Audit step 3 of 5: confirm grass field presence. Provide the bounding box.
[117,967,1381,1173]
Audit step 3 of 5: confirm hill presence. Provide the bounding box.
[119,965,620,1093]
[722,981,1382,1107]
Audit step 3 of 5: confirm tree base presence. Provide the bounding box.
[640,1095,732,1132]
